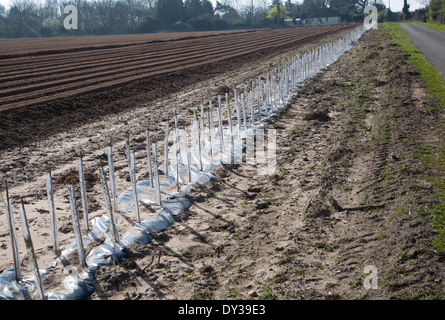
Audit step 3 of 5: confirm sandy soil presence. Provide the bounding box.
[0,27,354,284]
[1,26,444,301]
[89,28,445,301]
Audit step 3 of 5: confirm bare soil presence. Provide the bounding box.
[88,28,445,301]
[0,26,357,280]
[0,25,353,152]
[1,26,444,301]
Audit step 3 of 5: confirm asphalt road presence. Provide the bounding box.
[400,23,445,78]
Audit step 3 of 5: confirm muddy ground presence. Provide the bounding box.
[1,26,444,303]
[0,27,356,276]
[0,25,353,152]
[86,29,445,300]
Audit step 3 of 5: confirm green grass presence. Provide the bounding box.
[383,22,445,253]
[382,22,445,108]
[422,22,445,33]
[415,141,445,252]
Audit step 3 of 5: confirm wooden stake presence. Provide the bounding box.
[130,153,141,223]
[236,97,241,139]
[19,199,46,300]
[257,79,262,122]
[193,108,202,171]
[78,153,89,231]
[250,91,255,130]
[200,106,205,152]
[164,123,169,176]
[125,131,132,183]
[174,111,180,155]
[264,83,268,117]
[67,185,86,267]
[181,129,192,183]
[197,109,203,171]
[174,111,180,191]
[98,165,119,243]
[241,93,248,133]
[173,131,180,192]
[145,130,153,188]
[217,96,225,163]
[208,101,214,158]
[107,142,118,212]
[4,180,21,282]
[152,143,162,206]
[225,93,234,164]
[46,165,59,255]
[234,89,241,138]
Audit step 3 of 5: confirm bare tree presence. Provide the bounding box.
[356,0,369,12]
[414,0,430,8]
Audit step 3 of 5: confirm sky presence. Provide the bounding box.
[0,0,427,14]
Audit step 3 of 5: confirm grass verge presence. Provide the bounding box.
[422,22,445,33]
[383,22,445,108]
[383,22,445,252]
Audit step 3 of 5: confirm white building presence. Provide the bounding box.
[305,7,341,25]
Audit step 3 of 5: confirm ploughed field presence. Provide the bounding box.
[0,25,355,151]
[0,25,351,114]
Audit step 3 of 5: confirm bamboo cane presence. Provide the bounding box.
[257,79,262,122]
[263,83,268,117]
[250,91,255,130]
[208,101,215,158]
[19,199,46,300]
[107,140,118,212]
[98,165,119,243]
[241,93,248,133]
[234,89,241,139]
[236,98,241,139]
[145,131,153,188]
[193,108,203,171]
[46,165,59,255]
[174,111,180,191]
[152,143,162,206]
[125,131,133,185]
[130,153,141,223]
[164,123,169,177]
[217,96,225,163]
[225,93,234,164]
[78,153,89,231]
[67,185,86,267]
[181,129,192,183]
[4,180,21,282]
[173,130,180,192]
[200,105,205,152]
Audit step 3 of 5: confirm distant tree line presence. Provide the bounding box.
[0,0,436,38]
[428,0,445,23]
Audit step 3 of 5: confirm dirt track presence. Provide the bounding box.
[0,25,354,151]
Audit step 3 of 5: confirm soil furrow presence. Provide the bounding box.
[0,28,330,97]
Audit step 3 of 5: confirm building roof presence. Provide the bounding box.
[310,7,341,18]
